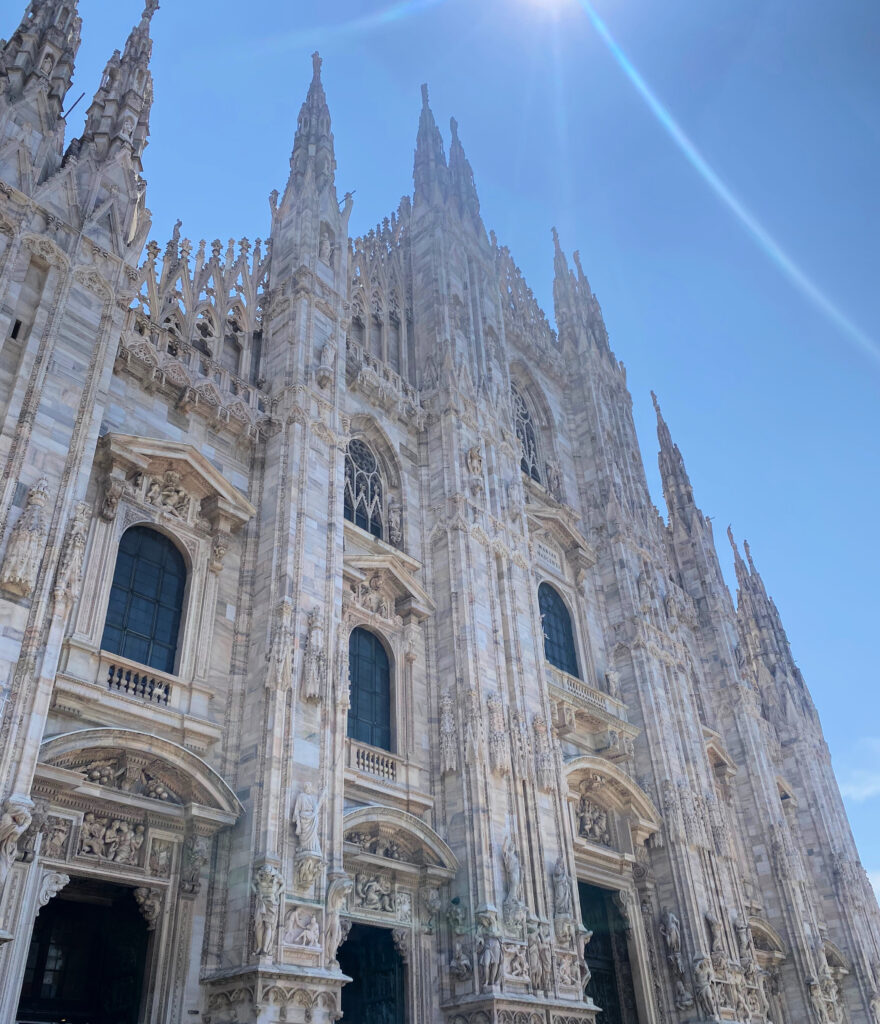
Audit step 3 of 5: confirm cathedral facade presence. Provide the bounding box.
[0,3,878,1023]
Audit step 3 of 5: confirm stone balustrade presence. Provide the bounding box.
[545,663,629,723]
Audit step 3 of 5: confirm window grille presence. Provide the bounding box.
[512,384,541,483]
[347,627,392,751]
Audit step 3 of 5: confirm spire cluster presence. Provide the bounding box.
[551,229,611,356]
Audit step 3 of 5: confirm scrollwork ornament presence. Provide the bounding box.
[37,871,70,908]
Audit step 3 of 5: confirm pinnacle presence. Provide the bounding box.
[311,50,322,81]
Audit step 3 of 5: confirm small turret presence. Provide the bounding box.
[413,83,448,210]
[288,51,336,197]
[447,115,481,228]
[652,390,698,528]
[68,0,156,173]
[0,0,80,118]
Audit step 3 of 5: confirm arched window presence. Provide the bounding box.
[101,526,186,674]
[344,439,384,539]
[539,582,579,678]
[347,627,391,751]
[512,383,541,483]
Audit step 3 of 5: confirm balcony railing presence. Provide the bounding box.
[545,663,629,722]
[102,654,173,706]
[350,741,399,782]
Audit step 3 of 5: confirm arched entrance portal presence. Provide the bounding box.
[579,881,639,1024]
[338,923,405,1024]
[17,877,149,1024]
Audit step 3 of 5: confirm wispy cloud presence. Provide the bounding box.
[838,738,880,802]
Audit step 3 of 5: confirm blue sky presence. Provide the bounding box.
[55,0,878,881]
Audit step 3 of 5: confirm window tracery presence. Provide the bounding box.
[344,439,384,540]
[512,383,541,483]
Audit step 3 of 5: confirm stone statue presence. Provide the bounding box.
[293,784,324,857]
[475,909,503,989]
[705,908,723,953]
[0,799,32,892]
[53,502,89,607]
[502,834,523,904]
[302,610,325,702]
[552,857,573,917]
[267,598,294,692]
[660,906,683,976]
[181,834,209,894]
[325,875,353,967]
[449,940,472,980]
[1,478,49,597]
[693,955,720,1021]
[252,864,284,956]
[133,887,162,931]
[439,690,458,774]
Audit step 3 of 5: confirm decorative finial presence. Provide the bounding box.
[421,83,429,108]
[450,116,458,140]
[551,226,561,251]
[143,0,159,22]
[651,390,661,414]
[312,51,322,80]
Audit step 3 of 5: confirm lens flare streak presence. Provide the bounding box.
[577,1,879,369]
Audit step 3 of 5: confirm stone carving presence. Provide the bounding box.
[252,864,284,956]
[77,816,145,865]
[552,857,573,916]
[266,597,294,691]
[506,942,529,980]
[100,477,125,521]
[604,669,621,699]
[693,955,720,1022]
[421,886,443,933]
[576,784,610,845]
[487,694,509,774]
[54,502,89,607]
[447,897,468,934]
[439,690,458,774]
[546,459,563,501]
[733,912,753,962]
[449,940,473,980]
[388,500,402,546]
[660,906,684,976]
[526,918,552,994]
[807,975,829,1023]
[302,609,325,702]
[43,817,71,860]
[501,835,525,929]
[145,469,190,517]
[37,871,70,908]
[209,531,229,573]
[577,929,593,996]
[350,571,393,618]
[149,839,173,878]
[293,784,324,862]
[533,715,555,791]
[354,873,394,912]
[180,834,209,894]
[283,906,322,948]
[134,887,162,930]
[392,927,409,963]
[1,478,49,597]
[705,908,723,953]
[325,875,353,967]
[396,890,412,921]
[464,686,482,764]
[475,907,503,989]
[466,445,484,497]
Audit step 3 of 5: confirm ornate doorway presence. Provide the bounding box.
[578,882,639,1024]
[338,923,405,1024]
[16,877,148,1024]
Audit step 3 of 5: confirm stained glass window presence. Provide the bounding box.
[512,384,541,483]
[344,439,384,539]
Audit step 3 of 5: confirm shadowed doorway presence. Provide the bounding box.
[16,876,149,1024]
[579,881,639,1024]
[338,922,405,1024]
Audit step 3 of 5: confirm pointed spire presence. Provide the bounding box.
[727,525,750,590]
[287,50,336,195]
[413,83,448,208]
[447,115,481,225]
[71,0,156,172]
[0,0,81,120]
[652,391,698,526]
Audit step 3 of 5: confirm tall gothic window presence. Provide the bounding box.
[539,582,579,678]
[512,383,541,483]
[101,526,186,674]
[347,627,392,751]
[344,439,384,539]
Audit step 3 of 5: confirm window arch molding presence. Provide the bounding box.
[346,625,395,753]
[538,579,581,679]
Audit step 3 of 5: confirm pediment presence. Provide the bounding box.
[98,432,255,530]
[342,805,457,880]
[526,503,596,577]
[564,754,660,845]
[343,531,434,622]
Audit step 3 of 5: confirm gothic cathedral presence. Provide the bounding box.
[0,3,878,1024]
